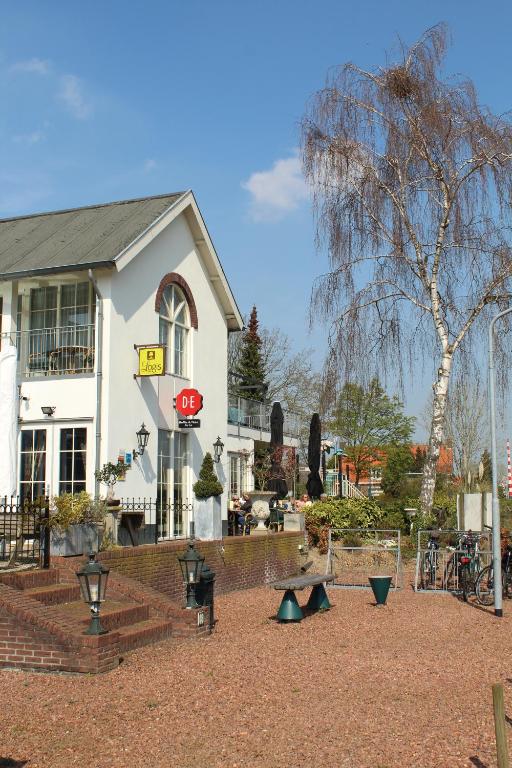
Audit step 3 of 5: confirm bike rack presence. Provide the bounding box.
[414,529,492,594]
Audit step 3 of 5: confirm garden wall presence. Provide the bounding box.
[92,531,303,604]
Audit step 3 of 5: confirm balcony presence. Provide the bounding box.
[1,324,95,377]
[228,394,301,438]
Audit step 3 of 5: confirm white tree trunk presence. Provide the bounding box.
[419,354,453,516]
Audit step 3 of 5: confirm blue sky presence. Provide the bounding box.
[1,1,511,433]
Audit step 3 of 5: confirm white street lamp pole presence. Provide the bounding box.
[488,307,512,617]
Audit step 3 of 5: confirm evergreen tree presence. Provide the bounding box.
[235,306,267,401]
[193,453,223,499]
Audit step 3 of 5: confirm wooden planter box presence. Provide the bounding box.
[50,523,102,557]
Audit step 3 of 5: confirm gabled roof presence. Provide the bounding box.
[0,192,184,279]
[0,191,243,330]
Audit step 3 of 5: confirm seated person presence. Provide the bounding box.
[295,493,311,511]
[238,493,252,534]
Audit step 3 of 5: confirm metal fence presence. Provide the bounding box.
[2,324,95,377]
[326,528,403,589]
[414,529,492,594]
[116,498,194,546]
[0,497,50,567]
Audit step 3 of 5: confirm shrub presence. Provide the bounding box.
[193,453,223,499]
[342,532,363,548]
[94,462,126,499]
[48,492,106,531]
[305,497,383,553]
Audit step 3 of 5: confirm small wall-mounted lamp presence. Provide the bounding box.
[41,406,56,417]
[213,436,224,463]
[133,423,150,459]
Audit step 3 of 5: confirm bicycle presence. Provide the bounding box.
[442,531,482,598]
[421,530,440,588]
[475,543,512,606]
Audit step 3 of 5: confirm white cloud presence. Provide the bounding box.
[58,74,92,120]
[241,153,308,221]
[10,58,50,75]
[12,129,45,146]
[144,159,157,173]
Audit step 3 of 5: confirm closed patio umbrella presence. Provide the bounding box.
[306,413,324,500]
[267,401,288,498]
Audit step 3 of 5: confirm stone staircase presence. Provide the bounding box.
[0,566,208,673]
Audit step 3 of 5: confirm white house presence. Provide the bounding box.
[0,191,302,543]
[0,191,247,539]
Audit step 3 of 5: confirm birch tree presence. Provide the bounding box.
[301,24,512,514]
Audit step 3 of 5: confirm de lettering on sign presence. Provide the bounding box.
[175,388,204,417]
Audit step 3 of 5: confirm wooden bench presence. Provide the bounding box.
[272,573,335,622]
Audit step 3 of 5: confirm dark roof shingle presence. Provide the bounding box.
[0,192,184,279]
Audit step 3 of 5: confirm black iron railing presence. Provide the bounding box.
[0,497,50,567]
[117,498,194,546]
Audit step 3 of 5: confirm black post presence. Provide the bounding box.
[322,450,327,483]
[338,454,343,499]
[42,498,50,569]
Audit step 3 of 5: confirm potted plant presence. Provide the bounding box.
[94,461,126,508]
[193,452,223,540]
[48,492,107,557]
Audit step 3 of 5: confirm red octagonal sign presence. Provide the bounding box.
[175,388,203,417]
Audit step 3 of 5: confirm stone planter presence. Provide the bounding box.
[50,523,102,557]
[195,496,222,541]
[250,490,274,531]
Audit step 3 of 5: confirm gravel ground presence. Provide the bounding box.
[1,582,511,768]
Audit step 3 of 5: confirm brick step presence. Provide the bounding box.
[0,568,60,590]
[56,600,151,632]
[24,582,81,605]
[116,618,174,654]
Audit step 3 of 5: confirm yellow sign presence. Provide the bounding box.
[137,345,165,377]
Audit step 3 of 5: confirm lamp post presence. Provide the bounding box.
[488,307,512,617]
[177,541,205,609]
[76,552,110,635]
[133,423,150,459]
[213,436,224,463]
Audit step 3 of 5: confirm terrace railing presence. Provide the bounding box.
[1,324,95,377]
[227,393,301,438]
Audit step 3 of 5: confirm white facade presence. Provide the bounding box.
[0,192,243,541]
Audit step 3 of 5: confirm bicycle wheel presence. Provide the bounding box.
[443,553,456,590]
[504,571,512,600]
[476,565,494,606]
[461,567,470,602]
[420,553,431,589]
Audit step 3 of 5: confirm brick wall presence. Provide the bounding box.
[0,582,119,674]
[91,531,303,604]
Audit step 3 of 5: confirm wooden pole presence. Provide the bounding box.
[493,683,510,768]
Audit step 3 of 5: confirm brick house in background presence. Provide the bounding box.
[343,444,454,496]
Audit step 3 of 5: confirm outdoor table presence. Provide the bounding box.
[272,573,335,622]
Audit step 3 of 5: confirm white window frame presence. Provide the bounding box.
[19,428,47,501]
[158,285,190,378]
[58,426,87,495]
[157,429,190,538]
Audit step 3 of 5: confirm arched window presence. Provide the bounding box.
[159,284,190,377]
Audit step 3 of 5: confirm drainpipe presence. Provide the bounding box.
[88,270,103,498]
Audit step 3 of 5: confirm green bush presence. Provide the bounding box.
[193,453,223,499]
[49,492,106,531]
[305,497,383,552]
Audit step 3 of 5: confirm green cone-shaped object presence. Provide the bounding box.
[307,583,332,612]
[277,590,304,622]
[369,576,393,606]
